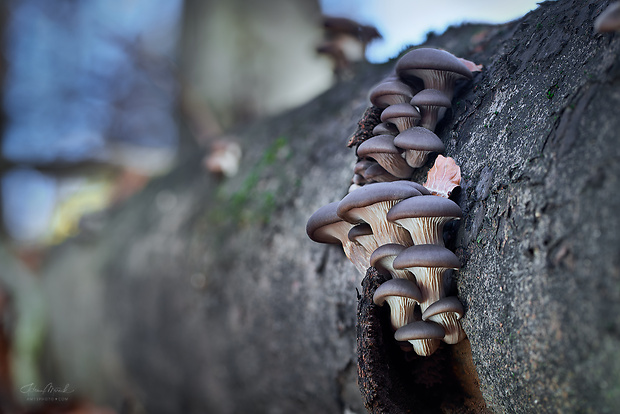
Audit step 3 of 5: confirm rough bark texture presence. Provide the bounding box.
[37,0,620,413]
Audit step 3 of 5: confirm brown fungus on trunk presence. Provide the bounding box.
[394,320,446,357]
[369,80,416,109]
[373,278,423,330]
[422,296,466,345]
[393,126,445,168]
[337,181,421,246]
[393,244,460,309]
[372,122,399,136]
[306,201,371,274]
[348,223,379,260]
[357,135,414,179]
[409,88,452,131]
[387,194,462,246]
[395,48,473,101]
[370,243,411,280]
[363,163,399,183]
[380,102,421,133]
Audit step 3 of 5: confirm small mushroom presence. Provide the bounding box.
[595,2,620,32]
[363,163,399,183]
[392,244,461,312]
[395,48,473,101]
[306,201,371,274]
[409,88,452,131]
[380,103,421,133]
[393,127,445,168]
[337,181,422,246]
[357,135,414,179]
[372,122,399,136]
[373,278,423,330]
[394,320,445,356]
[422,296,466,344]
[387,195,462,246]
[369,80,416,108]
[369,243,411,280]
[348,223,379,261]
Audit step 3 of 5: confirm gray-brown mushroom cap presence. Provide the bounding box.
[372,122,399,136]
[396,48,473,82]
[410,88,452,109]
[394,320,446,341]
[380,103,421,132]
[395,48,473,101]
[595,2,620,32]
[387,194,462,221]
[337,182,422,223]
[348,223,373,241]
[392,244,461,270]
[410,88,452,131]
[393,127,445,152]
[357,135,413,179]
[370,243,408,278]
[393,127,445,168]
[363,163,398,183]
[306,201,347,244]
[373,278,423,305]
[422,296,465,320]
[369,80,415,108]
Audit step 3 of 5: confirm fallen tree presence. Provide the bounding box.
[37,0,620,412]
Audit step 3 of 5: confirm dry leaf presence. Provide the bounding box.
[424,155,461,198]
[457,57,483,72]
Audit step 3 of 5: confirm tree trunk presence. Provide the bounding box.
[37,0,620,413]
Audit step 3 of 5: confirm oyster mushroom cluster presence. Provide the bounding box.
[306,48,474,357]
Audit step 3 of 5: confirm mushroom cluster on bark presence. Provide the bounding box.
[306,48,475,357]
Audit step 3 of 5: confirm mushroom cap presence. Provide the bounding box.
[410,88,452,109]
[373,278,423,305]
[372,122,399,136]
[306,202,348,244]
[370,243,407,267]
[394,320,445,341]
[363,163,398,182]
[399,180,431,195]
[337,182,422,223]
[348,223,373,241]
[357,135,402,157]
[393,244,461,270]
[354,159,376,175]
[370,243,409,278]
[422,296,465,320]
[387,194,462,221]
[393,127,445,152]
[369,80,415,108]
[357,135,413,179]
[595,2,620,32]
[380,103,421,124]
[396,48,473,82]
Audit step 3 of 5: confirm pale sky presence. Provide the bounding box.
[319,0,544,62]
